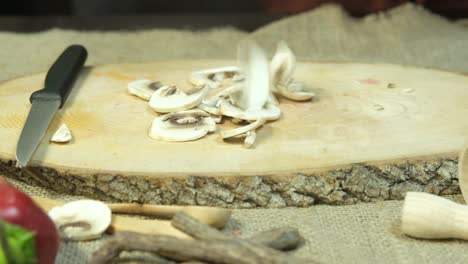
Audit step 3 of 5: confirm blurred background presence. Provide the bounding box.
[1,0,468,17]
[1,0,468,32]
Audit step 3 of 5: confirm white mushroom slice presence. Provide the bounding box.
[244,131,256,149]
[127,79,165,101]
[218,99,281,121]
[220,119,266,139]
[281,81,316,101]
[48,200,111,241]
[190,66,242,89]
[198,103,221,115]
[149,85,209,113]
[50,124,72,143]
[270,42,314,101]
[149,110,216,142]
[203,83,242,107]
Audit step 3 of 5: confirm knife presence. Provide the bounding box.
[15,45,88,168]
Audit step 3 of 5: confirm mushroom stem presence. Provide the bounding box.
[244,131,256,149]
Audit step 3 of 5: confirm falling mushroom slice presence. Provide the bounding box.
[216,41,281,122]
[128,79,165,101]
[48,200,111,241]
[238,41,270,111]
[149,109,216,142]
[190,66,243,89]
[149,85,209,113]
[270,42,314,101]
[50,124,72,143]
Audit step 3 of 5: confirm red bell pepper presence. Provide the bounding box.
[0,177,59,264]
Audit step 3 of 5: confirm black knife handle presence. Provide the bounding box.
[30,45,88,108]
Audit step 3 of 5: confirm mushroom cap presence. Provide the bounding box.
[50,123,72,143]
[149,110,216,142]
[48,200,112,241]
[128,79,164,101]
[149,85,209,113]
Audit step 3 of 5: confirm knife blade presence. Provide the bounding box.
[15,45,88,168]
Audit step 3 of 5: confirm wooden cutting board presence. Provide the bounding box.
[0,61,467,207]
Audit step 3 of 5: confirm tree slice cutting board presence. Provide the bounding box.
[0,61,467,208]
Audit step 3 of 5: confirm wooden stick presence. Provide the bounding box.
[109,216,190,239]
[247,227,303,251]
[107,203,231,228]
[32,196,231,228]
[171,211,228,241]
[171,212,309,263]
[92,213,312,264]
[112,254,177,264]
[172,212,303,250]
[91,231,310,264]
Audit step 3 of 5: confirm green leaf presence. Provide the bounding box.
[0,222,37,264]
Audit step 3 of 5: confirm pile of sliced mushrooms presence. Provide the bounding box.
[128,41,314,148]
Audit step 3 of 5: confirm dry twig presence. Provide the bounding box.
[91,212,312,264]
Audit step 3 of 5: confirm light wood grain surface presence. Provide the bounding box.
[0,61,467,178]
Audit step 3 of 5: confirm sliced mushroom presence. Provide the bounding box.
[220,119,266,139]
[270,41,314,101]
[149,85,209,113]
[50,124,72,143]
[48,200,111,241]
[190,66,243,89]
[198,103,221,115]
[128,79,165,101]
[203,83,242,107]
[281,80,315,101]
[218,95,281,121]
[149,109,216,142]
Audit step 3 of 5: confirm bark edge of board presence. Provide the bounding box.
[0,156,459,208]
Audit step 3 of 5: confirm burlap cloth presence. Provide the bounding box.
[2,3,468,263]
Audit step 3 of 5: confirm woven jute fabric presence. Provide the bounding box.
[2,3,468,263]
